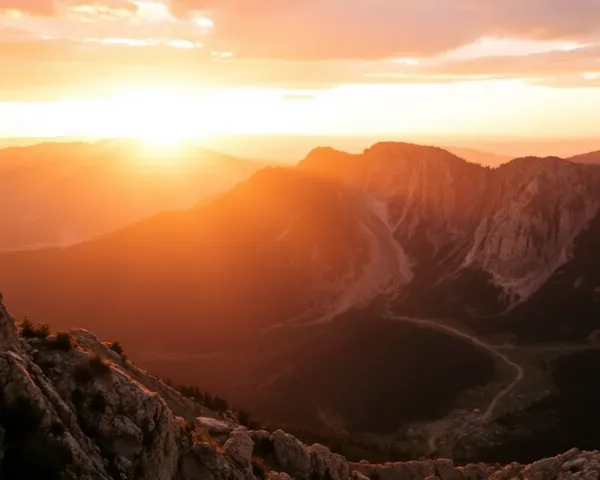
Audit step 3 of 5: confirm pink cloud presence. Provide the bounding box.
[171,0,600,59]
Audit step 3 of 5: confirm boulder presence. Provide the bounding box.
[563,458,588,471]
[272,429,312,478]
[434,459,461,480]
[197,416,235,436]
[224,428,254,471]
[267,472,293,480]
[179,442,235,480]
[309,443,351,480]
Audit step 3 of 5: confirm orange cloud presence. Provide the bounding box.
[1,0,600,100]
[0,0,138,17]
[0,0,55,15]
[170,0,600,59]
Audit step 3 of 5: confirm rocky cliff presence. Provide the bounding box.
[299,144,600,312]
[1,297,599,480]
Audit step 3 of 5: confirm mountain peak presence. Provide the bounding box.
[365,141,457,156]
[497,154,586,178]
[570,149,600,165]
[299,146,354,169]
[299,142,479,185]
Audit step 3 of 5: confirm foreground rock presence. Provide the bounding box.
[1,297,600,479]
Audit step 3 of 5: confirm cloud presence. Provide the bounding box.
[67,0,138,15]
[2,0,600,97]
[171,0,600,60]
[0,0,137,17]
[2,37,600,102]
[0,0,55,15]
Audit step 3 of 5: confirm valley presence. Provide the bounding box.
[132,302,600,463]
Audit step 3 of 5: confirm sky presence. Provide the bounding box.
[1,0,600,141]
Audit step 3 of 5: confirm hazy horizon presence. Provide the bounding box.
[2,134,600,162]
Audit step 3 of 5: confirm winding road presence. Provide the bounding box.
[386,315,525,452]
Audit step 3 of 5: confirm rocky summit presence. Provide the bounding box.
[0,296,599,480]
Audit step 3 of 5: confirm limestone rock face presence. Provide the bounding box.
[272,429,313,477]
[69,329,210,421]
[0,301,20,352]
[0,351,110,479]
[300,144,600,309]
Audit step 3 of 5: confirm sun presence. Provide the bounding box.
[137,130,189,149]
[112,89,206,149]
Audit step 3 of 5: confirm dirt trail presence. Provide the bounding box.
[386,315,524,451]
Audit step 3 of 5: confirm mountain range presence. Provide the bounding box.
[2,141,600,457]
[0,140,260,251]
[2,142,598,337]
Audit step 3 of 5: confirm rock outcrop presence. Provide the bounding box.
[1,296,600,479]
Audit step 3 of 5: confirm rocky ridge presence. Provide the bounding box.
[1,297,600,479]
[300,143,600,311]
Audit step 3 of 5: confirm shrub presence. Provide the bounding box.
[89,355,111,376]
[211,395,229,413]
[252,457,270,479]
[49,333,72,352]
[109,342,126,359]
[236,409,261,429]
[183,421,195,442]
[21,318,50,339]
[20,318,35,337]
[90,392,107,413]
[176,384,206,404]
[198,392,229,412]
[170,382,259,423]
[73,356,111,385]
[237,409,251,426]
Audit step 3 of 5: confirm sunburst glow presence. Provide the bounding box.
[105,89,207,148]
